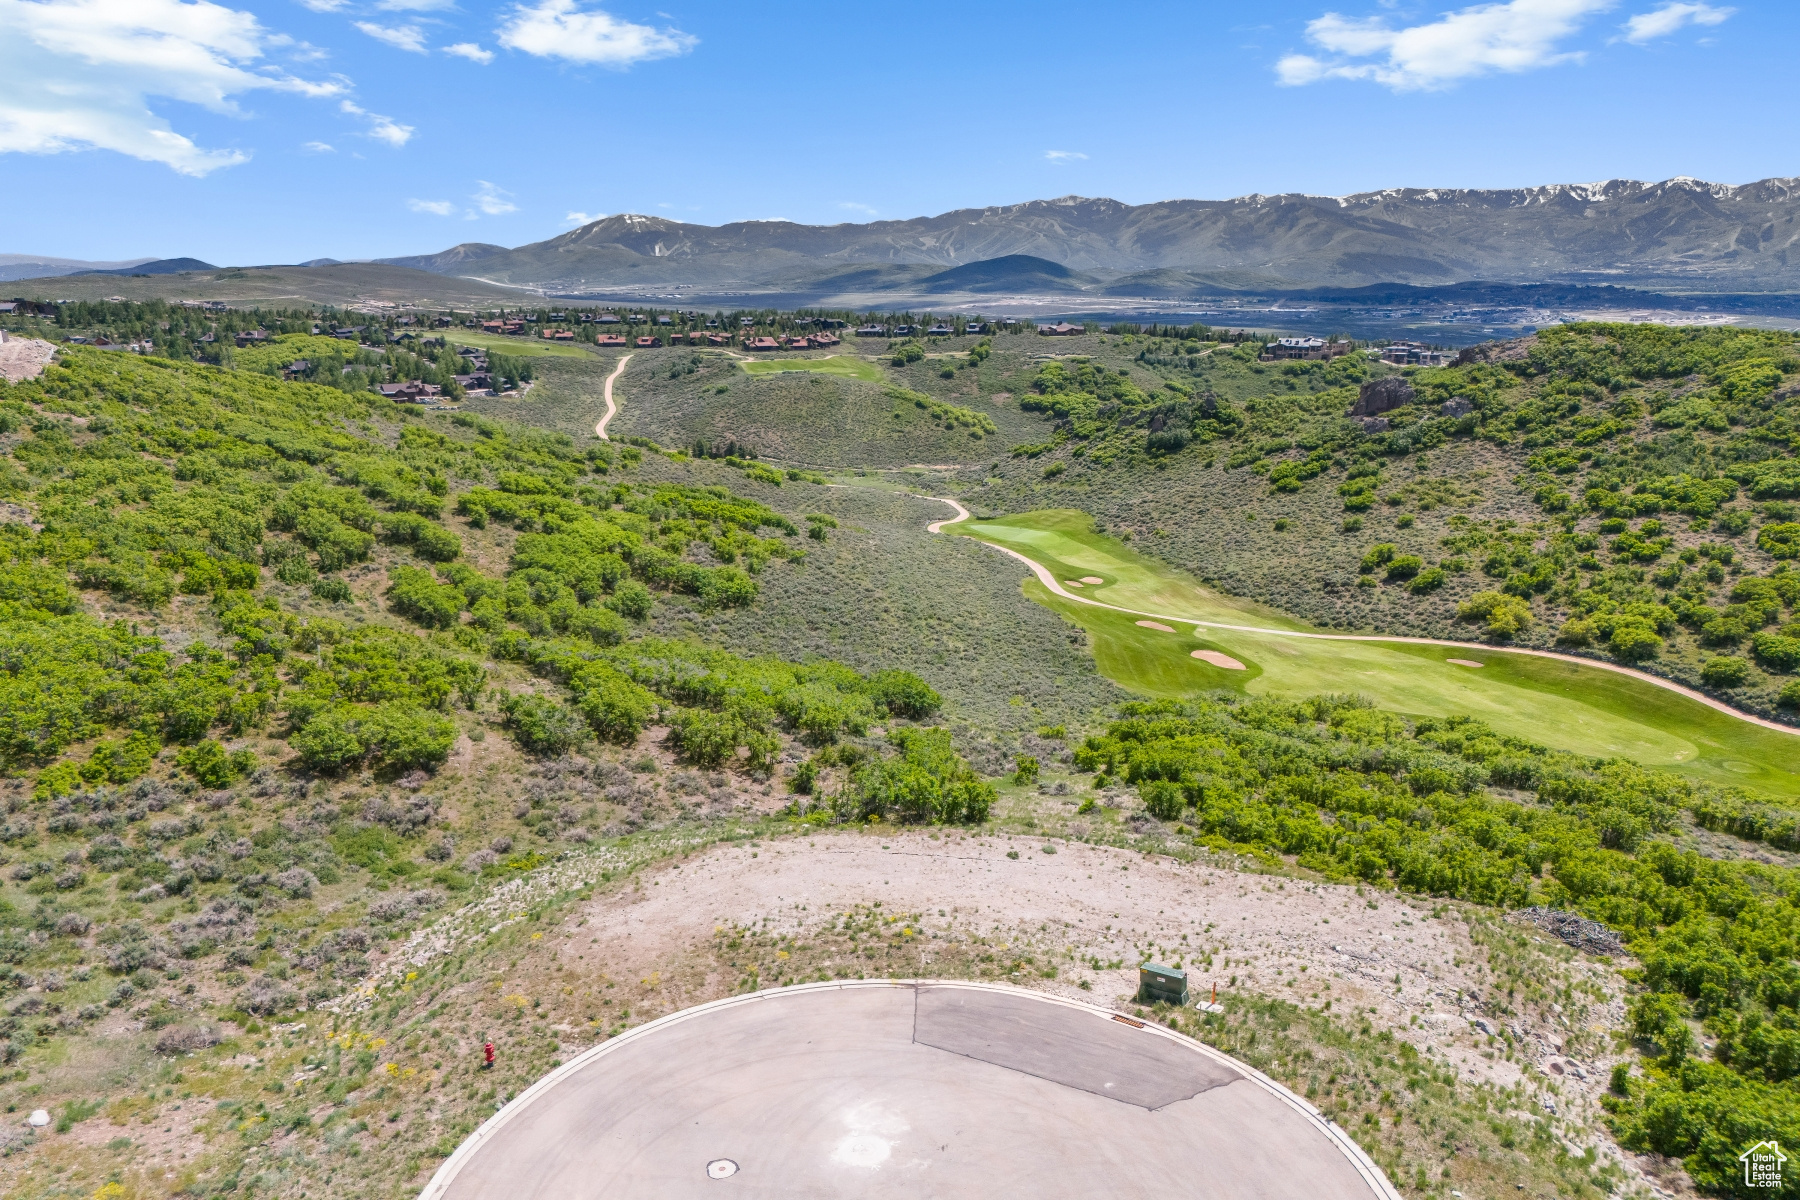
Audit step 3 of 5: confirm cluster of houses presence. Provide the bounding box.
[1260,336,1354,361]
[1036,322,1085,336]
[1379,341,1456,366]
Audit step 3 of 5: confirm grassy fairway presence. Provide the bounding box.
[447,330,600,359]
[965,511,1800,798]
[739,355,885,382]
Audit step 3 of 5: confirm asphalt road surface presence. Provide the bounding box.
[422,981,1400,1199]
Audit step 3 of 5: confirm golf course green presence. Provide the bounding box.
[954,509,1800,799]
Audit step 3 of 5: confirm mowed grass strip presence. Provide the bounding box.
[981,513,1800,798]
[447,329,601,358]
[739,355,886,382]
[960,509,1310,630]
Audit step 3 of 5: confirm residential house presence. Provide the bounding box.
[706,333,729,346]
[965,321,989,335]
[855,325,887,338]
[1037,322,1084,336]
[635,336,661,348]
[481,320,505,333]
[926,323,953,337]
[740,318,756,328]
[1261,336,1354,361]
[376,381,441,402]
[1380,341,1454,366]
[598,313,621,324]
[627,314,645,323]
[453,373,493,395]
[745,336,780,351]
[812,332,841,348]
[596,335,628,348]
[283,360,312,380]
[892,325,913,336]
[234,330,271,347]
[656,316,672,325]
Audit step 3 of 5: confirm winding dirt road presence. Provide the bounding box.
[594,353,632,440]
[921,495,1800,739]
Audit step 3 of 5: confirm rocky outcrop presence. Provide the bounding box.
[1349,376,1414,417]
[0,331,56,382]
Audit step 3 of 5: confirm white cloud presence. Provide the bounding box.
[295,0,346,9]
[355,21,428,53]
[339,98,413,146]
[377,0,455,9]
[1620,2,1732,43]
[838,202,878,216]
[0,0,346,176]
[566,210,604,223]
[496,0,696,66]
[408,198,455,215]
[1275,0,1613,91]
[1044,149,1087,163]
[302,139,333,151]
[443,41,493,63]
[473,180,516,215]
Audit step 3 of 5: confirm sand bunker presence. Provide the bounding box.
[1063,580,1084,588]
[1080,576,1104,585]
[1191,649,1246,670]
[1136,621,1176,633]
[1447,659,1485,668]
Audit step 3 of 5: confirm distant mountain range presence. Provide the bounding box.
[11,177,1800,303]
[372,177,1800,295]
[0,254,159,283]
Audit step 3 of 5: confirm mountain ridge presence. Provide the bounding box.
[375,176,1800,295]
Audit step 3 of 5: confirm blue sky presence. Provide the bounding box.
[0,0,1787,264]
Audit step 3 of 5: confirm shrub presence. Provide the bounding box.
[1752,632,1800,673]
[863,669,942,718]
[699,567,757,609]
[155,1024,222,1055]
[385,566,465,630]
[1557,618,1596,646]
[176,740,245,788]
[312,577,352,603]
[1013,755,1039,785]
[500,694,588,756]
[1139,779,1185,820]
[1407,567,1446,594]
[1360,543,1398,573]
[608,579,653,620]
[1456,591,1533,638]
[1701,656,1751,688]
[837,728,993,825]
[1757,522,1800,559]
[572,667,656,743]
[1384,555,1423,582]
[1607,617,1664,661]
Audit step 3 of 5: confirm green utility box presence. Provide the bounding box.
[1137,961,1189,1006]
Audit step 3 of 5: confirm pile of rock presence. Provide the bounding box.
[1510,906,1625,957]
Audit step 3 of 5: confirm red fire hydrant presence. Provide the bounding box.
[483,1042,495,1069]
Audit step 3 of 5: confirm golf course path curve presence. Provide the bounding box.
[923,495,1800,739]
[594,352,632,440]
[420,980,1401,1200]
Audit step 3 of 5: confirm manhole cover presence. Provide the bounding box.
[706,1159,738,1179]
